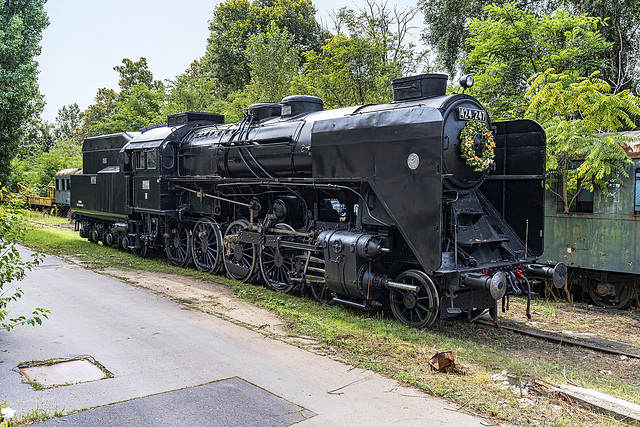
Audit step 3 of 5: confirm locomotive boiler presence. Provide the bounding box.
[71,73,566,329]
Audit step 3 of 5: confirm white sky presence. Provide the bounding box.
[37,0,422,123]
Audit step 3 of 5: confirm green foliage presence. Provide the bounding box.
[418,0,562,75]
[419,0,638,94]
[568,0,640,93]
[0,0,49,186]
[526,69,640,211]
[0,191,47,332]
[202,0,324,92]
[113,57,155,91]
[245,22,299,103]
[11,148,80,196]
[77,88,118,138]
[53,103,82,146]
[292,34,399,108]
[17,108,53,160]
[77,58,166,137]
[106,83,166,132]
[12,101,83,194]
[464,4,610,119]
[164,60,219,115]
[331,2,426,76]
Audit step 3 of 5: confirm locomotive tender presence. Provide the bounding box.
[71,74,565,328]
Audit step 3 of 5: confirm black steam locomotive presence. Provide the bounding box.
[71,74,565,329]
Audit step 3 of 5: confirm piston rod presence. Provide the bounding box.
[385,280,420,293]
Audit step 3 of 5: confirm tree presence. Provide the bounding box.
[418,0,562,75]
[77,88,118,138]
[331,0,426,76]
[0,0,49,186]
[0,192,48,331]
[525,69,640,212]
[113,57,155,91]
[244,22,300,103]
[463,4,610,119]
[566,0,640,93]
[78,58,166,137]
[292,34,400,108]
[202,0,324,92]
[291,0,425,108]
[53,103,81,146]
[164,60,219,115]
[419,0,639,93]
[107,83,166,132]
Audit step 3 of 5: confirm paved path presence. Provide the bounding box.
[0,248,489,426]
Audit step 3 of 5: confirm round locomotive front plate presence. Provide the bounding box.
[407,153,420,170]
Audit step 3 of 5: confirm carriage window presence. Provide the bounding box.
[573,185,593,213]
[147,150,157,169]
[635,169,640,214]
[55,179,60,190]
[135,151,145,169]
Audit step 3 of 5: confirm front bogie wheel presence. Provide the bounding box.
[389,269,439,328]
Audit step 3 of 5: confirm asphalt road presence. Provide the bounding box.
[0,247,489,426]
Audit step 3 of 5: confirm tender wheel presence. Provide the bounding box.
[165,219,192,267]
[259,224,296,293]
[389,270,439,328]
[587,279,633,309]
[192,217,223,274]
[223,220,256,282]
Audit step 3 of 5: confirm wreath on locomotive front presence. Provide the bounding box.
[459,119,495,172]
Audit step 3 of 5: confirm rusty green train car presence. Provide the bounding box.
[540,132,640,309]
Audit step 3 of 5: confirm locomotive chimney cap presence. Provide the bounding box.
[392,74,448,101]
[281,95,323,117]
[248,103,282,121]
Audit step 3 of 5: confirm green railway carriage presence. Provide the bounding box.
[540,131,640,308]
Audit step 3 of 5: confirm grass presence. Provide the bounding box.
[18,212,640,426]
[1,401,63,426]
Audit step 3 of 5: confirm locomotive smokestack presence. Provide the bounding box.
[392,74,448,101]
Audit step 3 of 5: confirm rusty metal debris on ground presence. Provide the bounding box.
[429,351,464,374]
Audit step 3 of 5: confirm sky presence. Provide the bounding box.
[37,0,423,123]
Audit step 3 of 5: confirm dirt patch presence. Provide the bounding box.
[101,268,315,346]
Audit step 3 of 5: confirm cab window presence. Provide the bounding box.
[147,150,157,169]
[135,151,146,170]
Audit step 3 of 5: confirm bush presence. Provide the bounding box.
[0,190,48,331]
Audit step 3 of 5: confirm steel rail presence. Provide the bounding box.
[476,319,640,360]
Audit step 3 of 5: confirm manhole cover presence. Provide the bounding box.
[19,358,110,388]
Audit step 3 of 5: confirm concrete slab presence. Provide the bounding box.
[554,385,640,422]
[0,247,490,426]
[20,359,107,387]
[35,377,315,426]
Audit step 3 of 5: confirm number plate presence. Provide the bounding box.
[456,107,486,121]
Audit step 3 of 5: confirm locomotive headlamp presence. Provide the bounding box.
[459,75,474,89]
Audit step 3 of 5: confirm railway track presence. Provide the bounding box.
[476,319,640,360]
